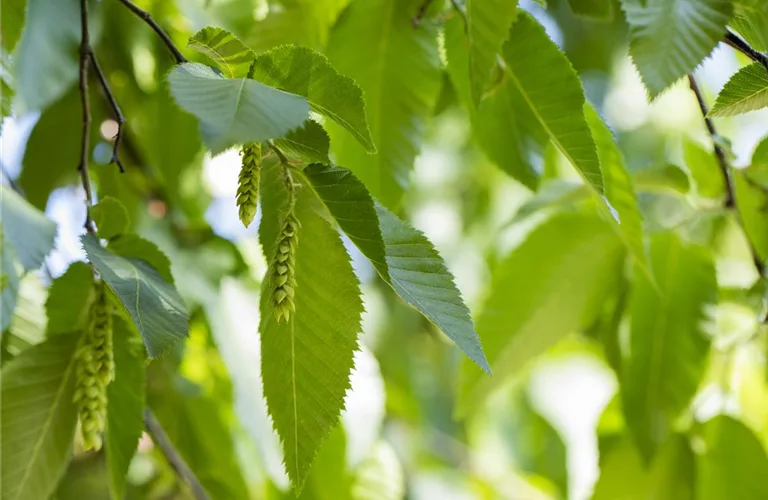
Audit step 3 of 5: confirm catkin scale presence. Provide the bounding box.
[73,280,114,451]
[271,213,299,322]
[237,143,262,228]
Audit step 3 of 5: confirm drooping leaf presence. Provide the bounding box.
[697,416,768,500]
[302,164,490,372]
[105,319,145,500]
[465,0,519,106]
[250,44,375,153]
[621,0,733,98]
[567,0,613,20]
[326,0,442,208]
[167,62,309,154]
[107,233,174,284]
[683,138,726,199]
[259,164,363,489]
[458,211,624,416]
[45,261,93,336]
[585,105,646,265]
[1,332,81,500]
[710,63,768,117]
[502,12,603,193]
[81,233,188,358]
[733,168,768,264]
[0,185,56,272]
[274,120,332,165]
[188,26,255,78]
[91,196,130,241]
[622,232,716,460]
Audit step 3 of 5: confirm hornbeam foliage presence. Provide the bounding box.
[4,0,768,497]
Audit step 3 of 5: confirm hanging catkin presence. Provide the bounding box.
[271,211,299,322]
[73,280,114,451]
[237,143,262,228]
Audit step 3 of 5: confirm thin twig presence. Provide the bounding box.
[115,0,188,64]
[687,74,735,208]
[724,29,768,73]
[144,409,210,500]
[78,0,96,233]
[88,52,126,173]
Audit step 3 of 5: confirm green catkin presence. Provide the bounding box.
[271,212,299,323]
[237,143,262,228]
[73,280,114,451]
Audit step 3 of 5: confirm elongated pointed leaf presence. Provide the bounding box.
[622,232,716,460]
[326,0,441,208]
[1,332,80,500]
[259,166,363,489]
[45,261,93,336]
[710,63,768,117]
[302,164,490,372]
[106,319,146,500]
[167,62,309,154]
[1,185,56,272]
[458,211,624,416]
[81,233,188,358]
[502,12,603,193]
[621,0,732,98]
[188,27,255,78]
[250,45,375,153]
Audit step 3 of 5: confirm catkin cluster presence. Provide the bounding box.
[73,281,115,451]
[237,143,262,228]
[272,213,299,322]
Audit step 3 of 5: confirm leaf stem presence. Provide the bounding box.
[144,409,210,500]
[88,52,126,173]
[78,0,96,233]
[115,0,188,64]
[724,29,768,73]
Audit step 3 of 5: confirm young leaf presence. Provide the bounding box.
[302,164,490,373]
[465,0,519,106]
[273,120,331,164]
[622,232,716,461]
[250,45,375,153]
[457,211,624,416]
[326,0,441,208]
[45,261,93,336]
[567,0,613,20]
[167,62,309,154]
[91,196,130,241]
[621,0,732,98]
[1,185,56,272]
[188,27,255,78]
[81,233,189,358]
[502,12,604,193]
[1,332,81,500]
[709,63,768,117]
[106,319,146,500]
[697,416,768,500]
[259,166,363,489]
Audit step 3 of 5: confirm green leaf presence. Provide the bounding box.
[632,163,691,194]
[1,332,81,500]
[81,233,189,358]
[107,233,174,284]
[91,196,130,241]
[586,105,646,265]
[1,0,25,52]
[326,0,441,208]
[167,62,310,154]
[249,44,374,153]
[352,441,404,500]
[466,0,519,106]
[274,120,331,165]
[697,416,768,500]
[45,262,93,336]
[567,0,613,20]
[710,63,768,117]
[12,0,101,113]
[731,0,768,51]
[302,164,489,372]
[622,232,716,460]
[105,319,146,500]
[1,244,20,331]
[457,211,624,416]
[683,138,726,198]
[733,168,768,264]
[188,26,255,78]
[259,166,363,489]
[1,185,56,272]
[502,12,603,193]
[621,0,733,98]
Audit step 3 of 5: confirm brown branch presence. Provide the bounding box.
[144,409,210,500]
[88,52,126,173]
[78,0,96,233]
[724,29,768,73]
[115,0,188,64]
